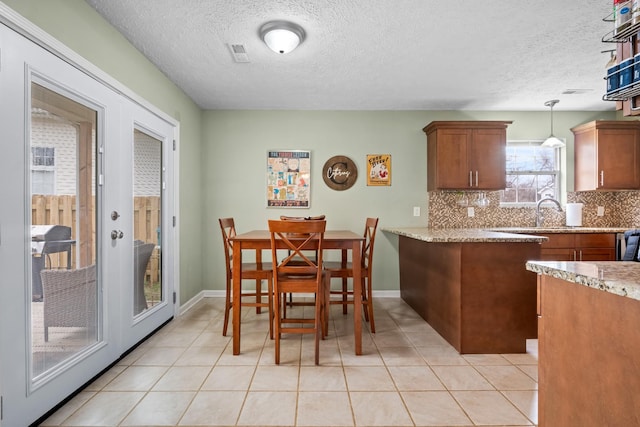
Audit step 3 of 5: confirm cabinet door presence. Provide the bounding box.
[578,248,616,261]
[597,128,640,189]
[540,233,576,260]
[539,233,575,249]
[433,128,471,189]
[573,122,640,191]
[576,233,616,261]
[574,128,598,191]
[575,233,615,248]
[540,248,576,261]
[470,128,506,189]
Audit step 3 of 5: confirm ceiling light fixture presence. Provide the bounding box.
[542,99,565,148]
[259,20,305,54]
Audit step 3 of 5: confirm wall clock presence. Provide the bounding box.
[322,155,357,191]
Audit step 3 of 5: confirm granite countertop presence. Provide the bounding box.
[526,260,640,302]
[487,226,628,234]
[382,226,630,243]
[381,227,546,243]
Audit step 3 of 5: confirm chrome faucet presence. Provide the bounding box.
[536,197,563,227]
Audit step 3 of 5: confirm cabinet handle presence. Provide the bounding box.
[475,171,478,187]
[573,250,577,261]
[600,171,604,187]
[579,250,583,261]
[469,171,473,187]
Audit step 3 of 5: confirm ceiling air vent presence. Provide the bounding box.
[562,89,592,95]
[228,44,250,63]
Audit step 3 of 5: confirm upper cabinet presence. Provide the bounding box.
[572,120,640,191]
[423,121,512,191]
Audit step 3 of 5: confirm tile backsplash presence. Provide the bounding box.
[427,190,640,229]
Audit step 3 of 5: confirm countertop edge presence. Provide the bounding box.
[526,260,640,302]
[381,227,546,243]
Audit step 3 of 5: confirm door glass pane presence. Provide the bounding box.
[133,129,162,315]
[30,82,99,379]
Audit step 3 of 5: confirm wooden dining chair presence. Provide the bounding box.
[324,217,379,333]
[219,218,273,338]
[279,215,325,310]
[268,219,330,365]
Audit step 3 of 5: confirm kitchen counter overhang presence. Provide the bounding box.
[526,260,640,301]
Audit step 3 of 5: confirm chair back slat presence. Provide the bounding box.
[362,217,379,268]
[268,219,326,282]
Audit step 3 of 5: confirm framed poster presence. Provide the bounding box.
[267,150,311,207]
[367,154,391,186]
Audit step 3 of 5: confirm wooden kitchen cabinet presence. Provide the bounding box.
[538,233,616,261]
[537,275,640,426]
[572,120,640,191]
[423,121,512,191]
[399,236,539,353]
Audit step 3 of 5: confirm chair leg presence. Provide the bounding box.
[222,277,232,336]
[323,274,331,338]
[255,279,262,314]
[314,293,321,365]
[364,275,375,333]
[341,277,348,314]
[274,289,281,364]
[268,276,274,340]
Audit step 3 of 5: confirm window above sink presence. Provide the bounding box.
[501,139,562,206]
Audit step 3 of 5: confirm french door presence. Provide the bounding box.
[0,21,176,426]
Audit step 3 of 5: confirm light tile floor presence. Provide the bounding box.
[40,297,538,426]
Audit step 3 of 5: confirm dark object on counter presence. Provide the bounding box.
[622,229,640,261]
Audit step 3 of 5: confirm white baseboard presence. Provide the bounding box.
[179,289,400,315]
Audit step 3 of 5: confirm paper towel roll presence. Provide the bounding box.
[566,203,583,227]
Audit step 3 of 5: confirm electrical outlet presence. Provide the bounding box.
[597,206,605,217]
[467,207,475,217]
[413,207,420,217]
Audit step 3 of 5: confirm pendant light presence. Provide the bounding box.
[542,99,565,148]
[259,21,305,54]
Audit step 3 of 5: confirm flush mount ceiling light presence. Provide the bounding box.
[259,20,305,54]
[542,99,565,148]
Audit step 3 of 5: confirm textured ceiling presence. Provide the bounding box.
[84,0,616,111]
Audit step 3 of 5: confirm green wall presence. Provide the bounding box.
[4,0,618,298]
[202,109,616,292]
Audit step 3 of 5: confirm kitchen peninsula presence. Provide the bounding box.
[384,228,545,354]
[526,260,640,427]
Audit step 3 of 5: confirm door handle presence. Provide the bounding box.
[111,230,124,240]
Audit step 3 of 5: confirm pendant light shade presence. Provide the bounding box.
[542,99,565,148]
[260,21,305,54]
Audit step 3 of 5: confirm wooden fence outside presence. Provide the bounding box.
[32,195,161,282]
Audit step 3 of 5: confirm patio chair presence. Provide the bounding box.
[134,242,156,315]
[40,264,97,342]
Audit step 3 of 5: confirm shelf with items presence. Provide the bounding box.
[602,1,640,43]
[602,2,640,106]
[603,52,640,101]
[602,20,640,44]
[603,79,640,101]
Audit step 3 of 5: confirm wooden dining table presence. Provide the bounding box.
[229,230,365,356]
